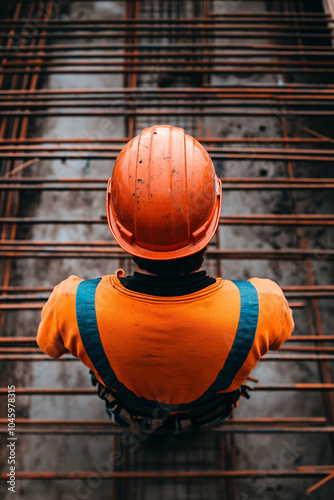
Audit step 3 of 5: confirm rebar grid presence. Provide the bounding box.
[0,1,334,499]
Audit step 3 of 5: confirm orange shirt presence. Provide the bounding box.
[37,271,294,406]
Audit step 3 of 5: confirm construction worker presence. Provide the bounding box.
[37,125,294,433]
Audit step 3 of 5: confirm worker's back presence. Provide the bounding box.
[37,270,294,410]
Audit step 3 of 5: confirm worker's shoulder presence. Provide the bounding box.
[55,275,83,295]
[48,276,83,318]
[247,278,289,326]
[54,274,111,298]
[248,277,285,301]
[48,276,84,311]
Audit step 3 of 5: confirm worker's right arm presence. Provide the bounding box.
[36,282,67,358]
[269,288,295,351]
[249,278,295,352]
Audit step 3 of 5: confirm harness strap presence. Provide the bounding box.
[207,280,259,394]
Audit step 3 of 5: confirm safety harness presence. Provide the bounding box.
[77,279,259,431]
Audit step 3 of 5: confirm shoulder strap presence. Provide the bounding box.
[180,280,259,410]
[76,278,121,390]
[76,279,176,416]
[208,280,259,392]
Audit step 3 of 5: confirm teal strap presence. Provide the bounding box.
[209,280,259,391]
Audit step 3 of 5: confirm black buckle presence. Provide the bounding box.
[239,384,253,400]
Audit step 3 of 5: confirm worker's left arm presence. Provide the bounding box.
[36,282,68,358]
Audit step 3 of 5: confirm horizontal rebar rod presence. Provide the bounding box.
[1,243,333,259]
[0,418,331,436]
[2,44,334,53]
[0,152,333,162]
[1,11,330,17]
[0,469,332,480]
[0,138,332,145]
[207,12,331,17]
[3,22,332,30]
[4,31,334,39]
[1,180,333,191]
[2,110,334,119]
[3,50,334,59]
[274,347,334,352]
[1,215,332,225]
[1,85,334,94]
[2,18,332,25]
[3,99,334,107]
[3,68,334,75]
[1,184,333,191]
[1,177,328,184]
[0,427,333,435]
[2,93,334,102]
[4,61,334,70]
[1,147,333,155]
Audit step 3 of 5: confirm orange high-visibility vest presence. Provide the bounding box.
[37,270,294,416]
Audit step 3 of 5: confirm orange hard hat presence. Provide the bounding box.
[106,125,222,260]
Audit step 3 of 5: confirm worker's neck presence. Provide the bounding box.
[135,265,203,277]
